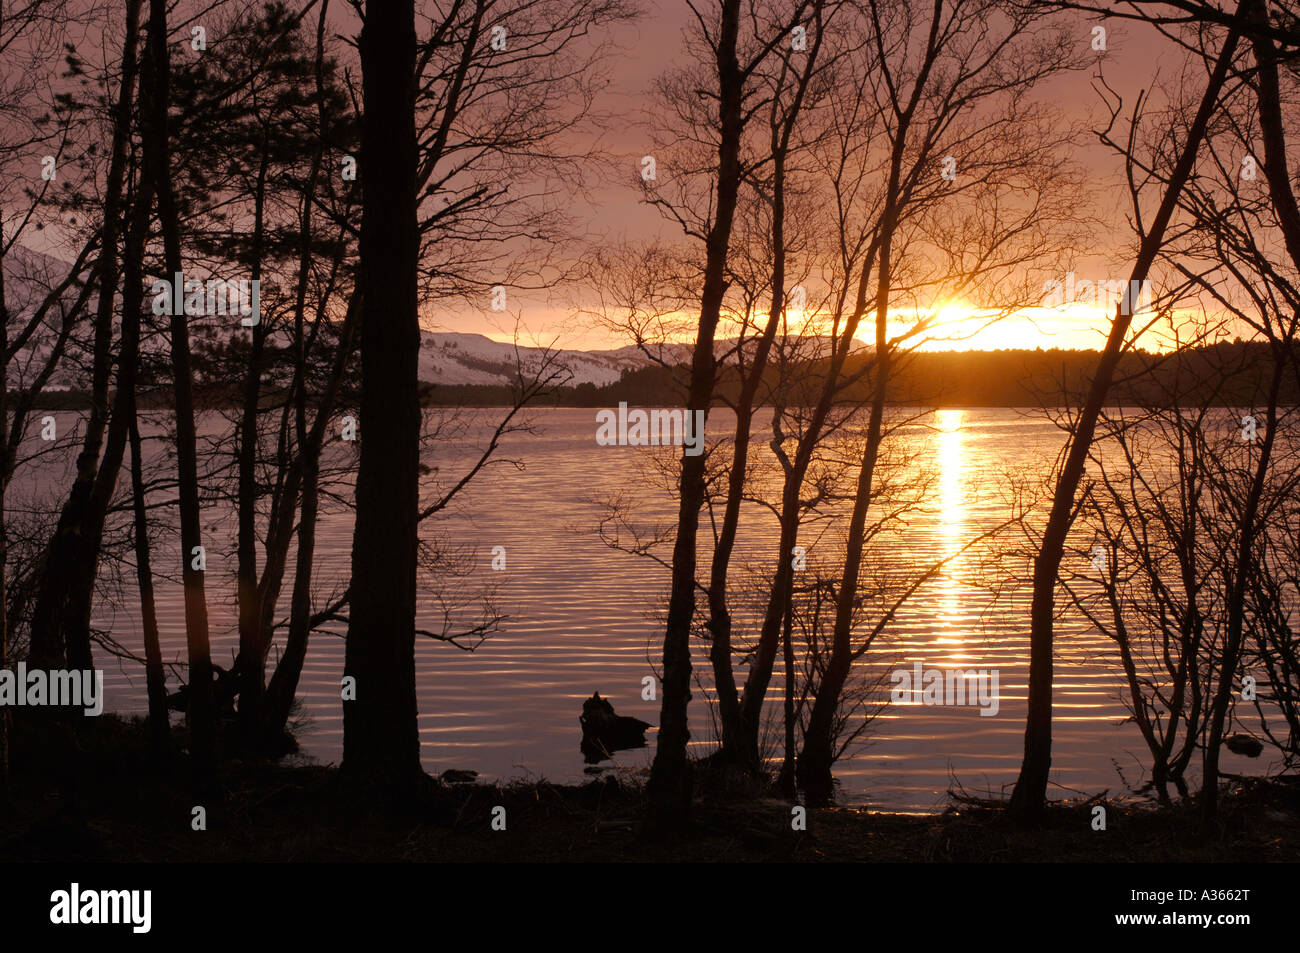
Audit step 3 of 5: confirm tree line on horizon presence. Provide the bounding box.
[17,338,1298,409]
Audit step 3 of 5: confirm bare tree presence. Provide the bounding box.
[1010,0,1250,821]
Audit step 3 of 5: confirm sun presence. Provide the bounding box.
[882,299,991,349]
[934,301,978,327]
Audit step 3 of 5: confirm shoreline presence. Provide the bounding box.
[4,715,1296,863]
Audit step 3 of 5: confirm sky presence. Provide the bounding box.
[9,1,1214,355]
[429,2,1214,353]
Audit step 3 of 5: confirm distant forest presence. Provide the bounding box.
[25,339,1296,410]
[317,338,1300,408]
[504,340,1300,409]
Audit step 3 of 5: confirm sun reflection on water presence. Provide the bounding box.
[934,409,971,660]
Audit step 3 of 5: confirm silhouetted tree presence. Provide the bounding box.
[1010,1,1249,821]
[341,0,423,796]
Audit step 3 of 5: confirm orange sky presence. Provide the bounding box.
[438,301,1180,354]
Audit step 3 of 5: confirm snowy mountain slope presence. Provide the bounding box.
[415,332,864,387]
[418,331,691,387]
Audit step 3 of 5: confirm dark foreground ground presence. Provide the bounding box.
[2,715,1298,862]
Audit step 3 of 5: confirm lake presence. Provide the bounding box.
[31,404,1263,811]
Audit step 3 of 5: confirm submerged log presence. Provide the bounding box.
[579,692,651,764]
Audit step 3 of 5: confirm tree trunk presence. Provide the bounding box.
[262,2,342,743]
[735,233,882,765]
[128,403,169,758]
[342,0,423,797]
[1,231,9,784]
[1205,0,1300,828]
[26,0,141,671]
[1010,10,1245,821]
[646,0,744,833]
[796,137,902,798]
[265,455,320,736]
[146,0,217,785]
[1201,360,1280,827]
[777,595,796,797]
[708,14,824,766]
[236,152,270,738]
[265,295,357,739]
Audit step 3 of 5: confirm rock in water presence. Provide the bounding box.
[440,769,478,784]
[579,692,652,764]
[1225,734,1263,758]
[164,663,239,718]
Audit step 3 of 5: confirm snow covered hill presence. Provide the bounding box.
[417,331,694,387]
[415,332,862,387]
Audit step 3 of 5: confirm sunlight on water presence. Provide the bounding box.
[934,409,968,657]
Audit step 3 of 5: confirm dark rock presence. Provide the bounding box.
[579,692,651,764]
[1225,733,1264,758]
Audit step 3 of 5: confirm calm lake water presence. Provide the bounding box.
[21,405,1267,811]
